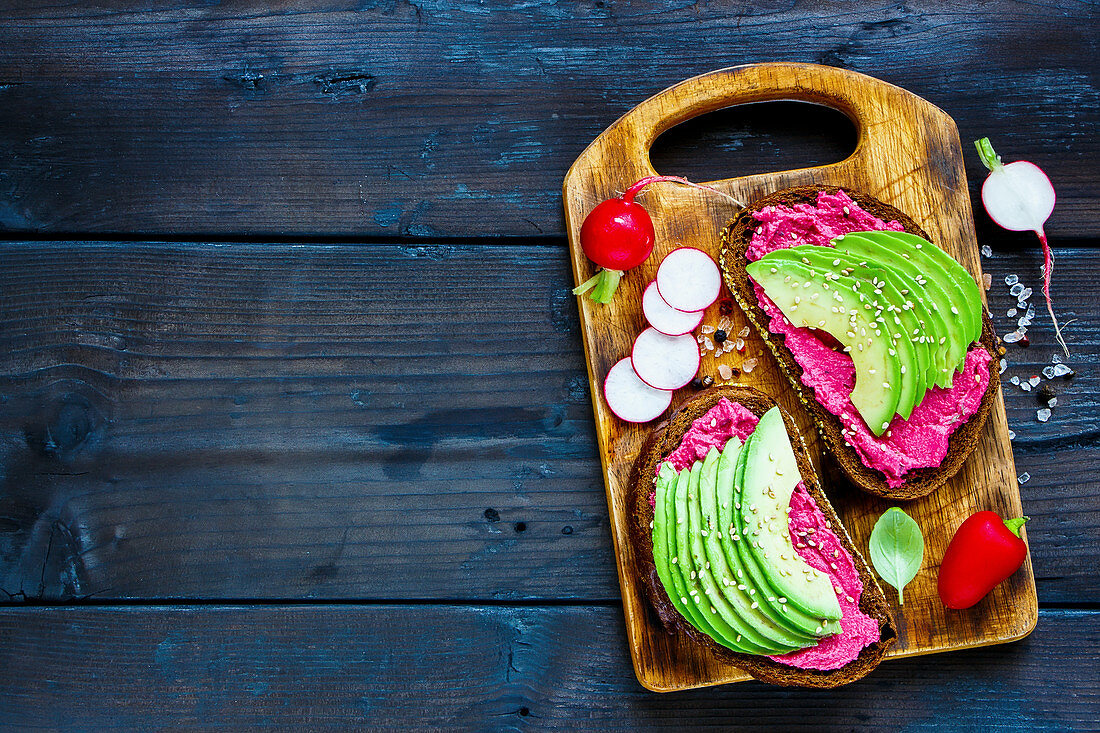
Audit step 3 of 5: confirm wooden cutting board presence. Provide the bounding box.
[563,63,1037,692]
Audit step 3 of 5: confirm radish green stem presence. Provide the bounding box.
[573,269,622,304]
[975,137,1002,171]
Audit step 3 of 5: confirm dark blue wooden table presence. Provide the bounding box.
[1,1,1097,728]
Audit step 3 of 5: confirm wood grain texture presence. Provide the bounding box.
[0,605,1096,730]
[564,63,1035,690]
[0,0,1097,237]
[0,242,1095,604]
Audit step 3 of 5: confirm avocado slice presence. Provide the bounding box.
[673,461,764,652]
[726,429,841,637]
[708,441,818,647]
[651,463,707,638]
[659,466,716,638]
[687,449,798,654]
[746,258,903,435]
[869,231,983,350]
[740,408,843,623]
[761,247,932,420]
[832,233,967,388]
[697,445,813,652]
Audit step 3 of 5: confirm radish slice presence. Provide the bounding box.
[603,357,673,423]
[631,327,701,390]
[975,137,1067,356]
[642,281,704,335]
[980,160,1055,233]
[656,247,721,312]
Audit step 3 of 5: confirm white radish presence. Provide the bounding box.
[655,247,721,312]
[631,327,701,390]
[976,137,1067,355]
[642,280,704,336]
[603,357,673,423]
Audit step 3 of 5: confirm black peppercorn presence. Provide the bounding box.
[1037,384,1056,404]
[701,375,714,387]
[714,329,727,344]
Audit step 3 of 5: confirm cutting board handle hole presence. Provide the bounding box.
[648,101,856,183]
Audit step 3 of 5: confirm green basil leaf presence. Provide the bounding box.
[868,507,924,605]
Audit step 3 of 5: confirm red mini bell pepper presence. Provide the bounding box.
[938,511,1029,610]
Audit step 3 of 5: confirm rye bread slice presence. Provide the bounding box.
[628,385,897,688]
[719,186,1001,500]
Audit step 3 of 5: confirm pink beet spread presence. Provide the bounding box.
[656,398,879,671]
[767,482,879,670]
[746,190,992,488]
[663,398,760,472]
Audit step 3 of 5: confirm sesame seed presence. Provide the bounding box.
[750,601,759,609]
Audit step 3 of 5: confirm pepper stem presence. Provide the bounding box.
[975,137,1003,172]
[1003,516,1030,537]
[572,268,623,304]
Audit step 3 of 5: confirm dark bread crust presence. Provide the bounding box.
[628,385,897,688]
[718,186,1001,500]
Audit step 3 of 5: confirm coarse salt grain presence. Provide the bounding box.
[1037,408,1051,422]
[1018,472,1030,484]
[718,364,734,381]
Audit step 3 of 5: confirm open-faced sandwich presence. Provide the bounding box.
[629,386,897,688]
[720,187,1000,500]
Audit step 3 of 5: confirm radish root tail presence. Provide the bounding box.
[1038,230,1070,357]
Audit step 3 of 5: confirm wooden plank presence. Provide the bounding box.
[0,605,1095,728]
[564,62,1033,690]
[0,0,1096,237]
[0,242,1096,603]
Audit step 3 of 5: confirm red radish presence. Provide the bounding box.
[573,176,743,304]
[642,281,704,336]
[656,247,721,313]
[631,327,700,390]
[603,357,673,423]
[976,137,1067,355]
